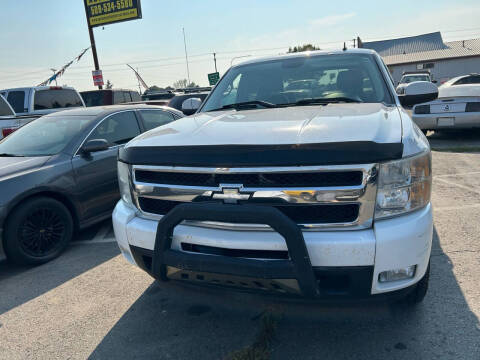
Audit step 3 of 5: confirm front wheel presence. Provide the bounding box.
[3,197,73,265]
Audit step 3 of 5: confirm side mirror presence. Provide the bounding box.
[181,98,202,115]
[398,81,438,107]
[432,80,437,84]
[81,139,109,154]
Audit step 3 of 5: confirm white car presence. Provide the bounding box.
[396,72,433,94]
[412,74,480,131]
[113,49,436,305]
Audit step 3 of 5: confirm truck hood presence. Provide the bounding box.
[0,156,51,181]
[131,103,401,147]
[122,103,404,167]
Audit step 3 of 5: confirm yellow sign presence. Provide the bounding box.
[84,0,142,27]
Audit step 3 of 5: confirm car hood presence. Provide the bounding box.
[130,103,402,147]
[439,84,480,98]
[0,156,51,181]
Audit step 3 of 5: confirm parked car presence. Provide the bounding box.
[396,71,434,94]
[113,49,436,306]
[0,94,41,139]
[0,86,84,116]
[80,89,141,107]
[412,76,480,131]
[0,105,183,265]
[438,73,480,87]
[141,90,175,101]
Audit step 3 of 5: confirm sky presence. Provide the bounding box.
[1,0,480,92]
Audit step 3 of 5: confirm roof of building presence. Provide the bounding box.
[362,32,447,57]
[382,38,480,65]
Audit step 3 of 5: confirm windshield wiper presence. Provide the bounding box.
[208,100,278,111]
[292,97,362,106]
[0,153,24,157]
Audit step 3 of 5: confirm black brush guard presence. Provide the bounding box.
[152,202,319,298]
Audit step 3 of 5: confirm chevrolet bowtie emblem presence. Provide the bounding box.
[212,184,251,204]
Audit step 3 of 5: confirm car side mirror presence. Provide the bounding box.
[81,139,109,154]
[432,80,437,84]
[398,81,438,107]
[181,98,202,115]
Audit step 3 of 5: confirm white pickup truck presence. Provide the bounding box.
[0,94,37,139]
[0,86,84,138]
[113,49,437,305]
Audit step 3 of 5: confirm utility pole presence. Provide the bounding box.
[352,38,356,48]
[83,1,102,89]
[213,52,217,72]
[182,27,190,85]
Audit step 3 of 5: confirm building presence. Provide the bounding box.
[359,32,480,84]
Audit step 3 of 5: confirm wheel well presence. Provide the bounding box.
[6,192,80,232]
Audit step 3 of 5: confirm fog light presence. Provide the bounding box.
[378,265,416,283]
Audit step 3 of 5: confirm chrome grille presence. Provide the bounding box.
[131,164,378,231]
[134,170,363,187]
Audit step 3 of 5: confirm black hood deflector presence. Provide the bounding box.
[119,142,403,167]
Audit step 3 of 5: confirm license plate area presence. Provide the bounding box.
[166,266,301,294]
[437,117,455,127]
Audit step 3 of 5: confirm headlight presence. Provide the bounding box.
[118,161,134,206]
[375,151,431,219]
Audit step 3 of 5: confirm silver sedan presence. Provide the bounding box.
[412,76,480,130]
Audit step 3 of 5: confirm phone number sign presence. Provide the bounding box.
[85,0,142,27]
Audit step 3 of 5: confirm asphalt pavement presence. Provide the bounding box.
[0,135,479,360]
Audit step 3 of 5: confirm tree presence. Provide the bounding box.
[172,79,199,89]
[147,85,163,92]
[105,80,113,89]
[287,44,320,53]
[173,79,189,89]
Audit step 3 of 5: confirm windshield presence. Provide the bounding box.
[0,114,94,156]
[201,53,393,112]
[401,75,429,84]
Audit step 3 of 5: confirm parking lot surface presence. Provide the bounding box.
[0,145,479,359]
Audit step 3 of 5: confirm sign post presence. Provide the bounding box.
[83,0,143,89]
[208,72,220,86]
[92,70,104,87]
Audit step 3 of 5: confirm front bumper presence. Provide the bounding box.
[413,112,480,129]
[113,201,433,299]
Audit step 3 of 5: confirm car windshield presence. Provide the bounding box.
[0,114,94,157]
[201,53,393,112]
[402,75,429,83]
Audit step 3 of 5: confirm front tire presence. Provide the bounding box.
[3,197,73,265]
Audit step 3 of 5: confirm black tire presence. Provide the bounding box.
[402,263,430,306]
[3,197,73,265]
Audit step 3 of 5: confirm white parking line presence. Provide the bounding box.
[75,237,117,245]
[435,171,480,178]
[434,203,480,212]
[92,223,111,242]
[434,177,480,196]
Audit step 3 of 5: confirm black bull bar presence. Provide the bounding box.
[152,202,319,298]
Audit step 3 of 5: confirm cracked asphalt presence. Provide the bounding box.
[0,138,479,359]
